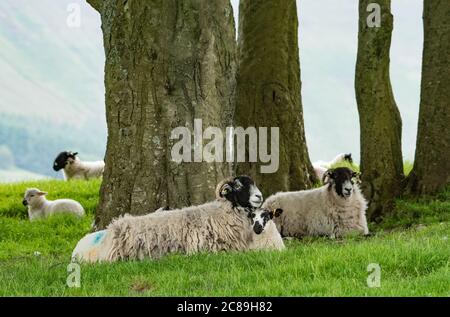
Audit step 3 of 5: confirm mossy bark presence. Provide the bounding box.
[355,0,404,221]
[407,0,450,195]
[88,0,236,228]
[234,0,315,198]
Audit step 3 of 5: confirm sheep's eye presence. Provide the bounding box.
[30,195,34,197]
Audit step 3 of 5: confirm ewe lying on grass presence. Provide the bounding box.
[23,188,85,221]
[53,151,104,180]
[71,207,285,263]
[72,176,284,263]
[263,167,368,239]
[155,205,285,251]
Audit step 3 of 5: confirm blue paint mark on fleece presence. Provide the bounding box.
[92,230,106,245]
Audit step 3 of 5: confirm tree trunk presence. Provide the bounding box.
[234,0,315,198]
[88,0,236,228]
[355,0,404,221]
[407,0,450,195]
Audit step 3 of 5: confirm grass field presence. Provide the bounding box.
[0,179,449,296]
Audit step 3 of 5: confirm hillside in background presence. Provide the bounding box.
[0,1,423,182]
[0,0,106,181]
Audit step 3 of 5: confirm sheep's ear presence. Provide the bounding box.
[37,191,48,196]
[220,184,233,197]
[322,169,335,184]
[273,208,283,218]
[344,153,353,163]
[73,152,78,156]
[352,172,362,183]
[233,178,243,190]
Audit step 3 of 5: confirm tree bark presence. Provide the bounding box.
[234,0,315,198]
[407,0,450,195]
[355,0,404,221]
[89,0,236,228]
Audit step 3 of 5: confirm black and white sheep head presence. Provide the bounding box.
[23,188,48,207]
[216,176,263,209]
[323,167,360,199]
[53,151,78,171]
[344,153,353,164]
[248,208,283,235]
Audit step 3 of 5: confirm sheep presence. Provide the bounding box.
[72,176,266,263]
[53,151,104,180]
[23,188,85,221]
[262,167,368,239]
[71,207,286,263]
[248,208,285,251]
[154,205,285,251]
[313,153,353,180]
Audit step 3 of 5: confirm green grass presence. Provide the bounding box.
[379,186,450,230]
[0,179,449,296]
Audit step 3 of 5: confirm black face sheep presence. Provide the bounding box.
[313,153,353,180]
[23,188,85,221]
[71,176,265,263]
[53,151,104,180]
[263,167,368,239]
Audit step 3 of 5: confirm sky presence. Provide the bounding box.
[0,0,424,170]
[231,0,423,162]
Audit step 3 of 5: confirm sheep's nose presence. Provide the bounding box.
[344,188,352,193]
[253,223,263,234]
[255,194,262,200]
[22,199,28,206]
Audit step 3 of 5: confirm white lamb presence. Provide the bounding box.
[53,151,104,180]
[23,188,85,221]
[72,176,270,263]
[263,167,368,239]
[248,208,285,251]
[313,153,353,180]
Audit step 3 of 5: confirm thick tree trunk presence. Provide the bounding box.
[355,0,404,221]
[88,0,236,228]
[234,0,315,198]
[407,0,450,195]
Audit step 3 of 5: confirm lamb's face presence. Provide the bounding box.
[53,151,78,171]
[217,175,263,209]
[323,167,359,199]
[23,188,47,207]
[248,208,283,234]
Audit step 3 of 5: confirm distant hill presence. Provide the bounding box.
[0,0,422,183]
[0,0,106,179]
[0,168,47,183]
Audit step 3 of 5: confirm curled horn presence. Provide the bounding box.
[215,177,234,199]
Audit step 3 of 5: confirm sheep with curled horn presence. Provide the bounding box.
[71,176,270,263]
[262,167,369,239]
